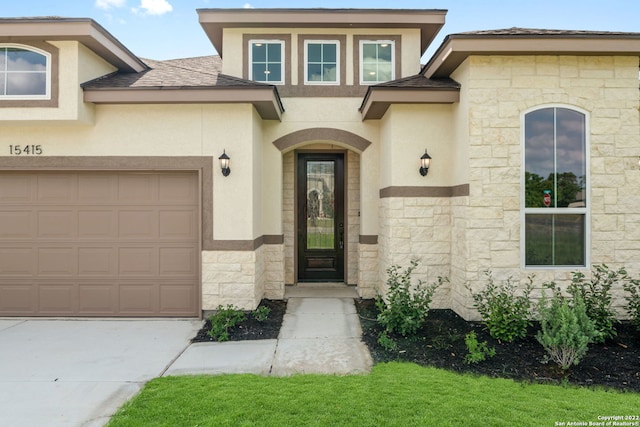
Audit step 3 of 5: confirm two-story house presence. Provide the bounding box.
[1,9,639,319]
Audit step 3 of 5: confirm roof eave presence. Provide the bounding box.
[360,86,460,120]
[0,18,147,73]
[198,8,446,58]
[423,34,640,78]
[83,86,284,121]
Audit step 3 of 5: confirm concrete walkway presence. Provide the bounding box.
[165,286,373,376]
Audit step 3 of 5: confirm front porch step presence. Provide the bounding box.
[285,283,359,298]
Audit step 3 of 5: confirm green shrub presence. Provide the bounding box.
[375,259,446,339]
[623,278,640,332]
[253,305,271,322]
[377,331,398,351]
[536,286,598,371]
[463,331,496,364]
[207,304,246,342]
[471,272,533,342]
[567,264,620,343]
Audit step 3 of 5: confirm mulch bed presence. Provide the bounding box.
[190,297,640,392]
[192,299,287,342]
[355,298,640,393]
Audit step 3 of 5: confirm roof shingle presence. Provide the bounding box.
[82,55,271,89]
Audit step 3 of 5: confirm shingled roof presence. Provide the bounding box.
[423,27,640,78]
[82,55,271,89]
[82,55,284,120]
[360,74,460,120]
[453,27,640,37]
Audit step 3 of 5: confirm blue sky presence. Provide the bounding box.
[2,1,640,61]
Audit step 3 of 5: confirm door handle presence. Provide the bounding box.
[339,223,344,249]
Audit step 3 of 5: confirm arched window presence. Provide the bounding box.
[523,106,588,267]
[0,45,50,99]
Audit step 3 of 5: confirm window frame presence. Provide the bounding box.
[520,104,591,269]
[358,40,395,85]
[303,40,340,85]
[0,44,51,100]
[248,39,285,85]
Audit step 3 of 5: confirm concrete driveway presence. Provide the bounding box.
[0,318,201,427]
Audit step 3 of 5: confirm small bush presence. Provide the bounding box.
[375,259,446,338]
[253,305,271,322]
[536,286,598,371]
[463,331,496,364]
[377,331,398,351]
[471,272,533,343]
[567,264,620,343]
[207,304,246,342]
[623,278,640,332]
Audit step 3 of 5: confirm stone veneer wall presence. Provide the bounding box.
[453,55,640,320]
[283,151,295,284]
[264,243,285,299]
[347,150,361,285]
[378,196,452,309]
[201,248,265,310]
[357,243,378,298]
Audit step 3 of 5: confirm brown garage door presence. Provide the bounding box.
[0,171,200,317]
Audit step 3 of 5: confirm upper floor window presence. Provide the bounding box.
[0,45,50,99]
[523,107,588,267]
[249,40,284,84]
[304,40,339,85]
[360,40,394,84]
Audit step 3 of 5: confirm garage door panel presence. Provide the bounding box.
[38,247,77,275]
[0,248,35,275]
[159,174,198,204]
[78,210,117,239]
[0,174,33,202]
[119,210,158,239]
[118,175,156,203]
[78,174,116,202]
[119,284,158,315]
[0,171,200,317]
[38,210,76,239]
[78,283,117,314]
[160,284,197,314]
[159,247,197,275]
[119,247,158,275]
[36,174,76,203]
[0,284,36,313]
[159,210,197,239]
[0,211,33,238]
[38,284,77,314]
[78,247,116,276]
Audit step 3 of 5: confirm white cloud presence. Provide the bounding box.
[133,0,173,15]
[95,0,126,10]
[243,3,253,8]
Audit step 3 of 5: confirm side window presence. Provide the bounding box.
[249,40,284,84]
[0,45,50,99]
[523,107,588,267]
[304,40,339,85]
[359,40,394,84]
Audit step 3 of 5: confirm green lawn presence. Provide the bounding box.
[108,363,639,427]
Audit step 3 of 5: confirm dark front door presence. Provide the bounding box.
[297,153,344,282]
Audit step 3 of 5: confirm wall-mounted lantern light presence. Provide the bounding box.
[219,150,231,177]
[419,149,432,177]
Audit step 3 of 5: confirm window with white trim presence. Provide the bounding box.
[359,40,394,84]
[523,107,588,267]
[249,40,284,84]
[304,40,339,84]
[0,45,50,99]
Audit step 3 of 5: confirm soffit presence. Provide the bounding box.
[198,8,446,58]
[423,28,640,78]
[0,17,147,73]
